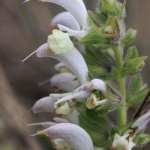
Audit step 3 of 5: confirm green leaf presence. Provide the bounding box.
[126,76,148,107]
[86,109,110,130]
[79,113,112,147]
[99,0,116,16]
[82,47,116,80]
[114,1,126,20]
[73,77,77,81]
[87,72,94,81]
[74,101,83,108]
[124,46,138,64]
[98,0,126,20]
[79,31,106,45]
[121,29,137,45]
[74,99,87,108]
[122,56,148,75]
[127,76,141,100]
[120,121,135,136]
[97,11,109,25]
[137,134,150,146]
[93,40,119,48]
[97,83,121,116]
[110,126,119,137]
[88,11,101,31]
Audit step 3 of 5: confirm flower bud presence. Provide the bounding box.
[121,29,137,45]
[100,0,116,13]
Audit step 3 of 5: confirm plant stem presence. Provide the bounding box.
[114,45,127,129]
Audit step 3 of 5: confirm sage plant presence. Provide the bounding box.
[22,0,150,150]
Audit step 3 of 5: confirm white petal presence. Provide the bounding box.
[58,24,91,40]
[76,91,91,102]
[54,62,66,71]
[54,62,72,73]
[53,117,70,123]
[22,0,29,4]
[36,43,88,85]
[46,123,94,150]
[50,93,69,99]
[85,79,106,96]
[54,91,83,108]
[94,148,104,150]
[112,133,129,147]
[24,122,56,128]
[50,72,79,92]
[94,99,108,106]
[131,109,150,135]
[33,96,55,113]
[63,108,79,125]
[39,0,88,28]
[127,138,136,150]
[51,11,80,31]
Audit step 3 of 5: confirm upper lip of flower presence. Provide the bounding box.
[39,0,88,28]
[36,44,88,85]
[39,0,91,40]
[30,123,94,150]
[21,43,88,85]
[50,11,80,31]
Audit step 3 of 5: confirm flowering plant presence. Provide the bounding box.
[22,0,150,150]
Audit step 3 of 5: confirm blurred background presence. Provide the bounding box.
[0,0,150,149]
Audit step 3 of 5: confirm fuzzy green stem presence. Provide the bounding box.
[114,45,127,129]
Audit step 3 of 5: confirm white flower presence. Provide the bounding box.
[39,72,79,92]
[50,72,79,92]
[30,123,94,150]
[39,0,91,40]
[23,0,91,39]
[111,109,150,150]
[21,43,88,85]
[32,96,80,124]
[50,78,106,108]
